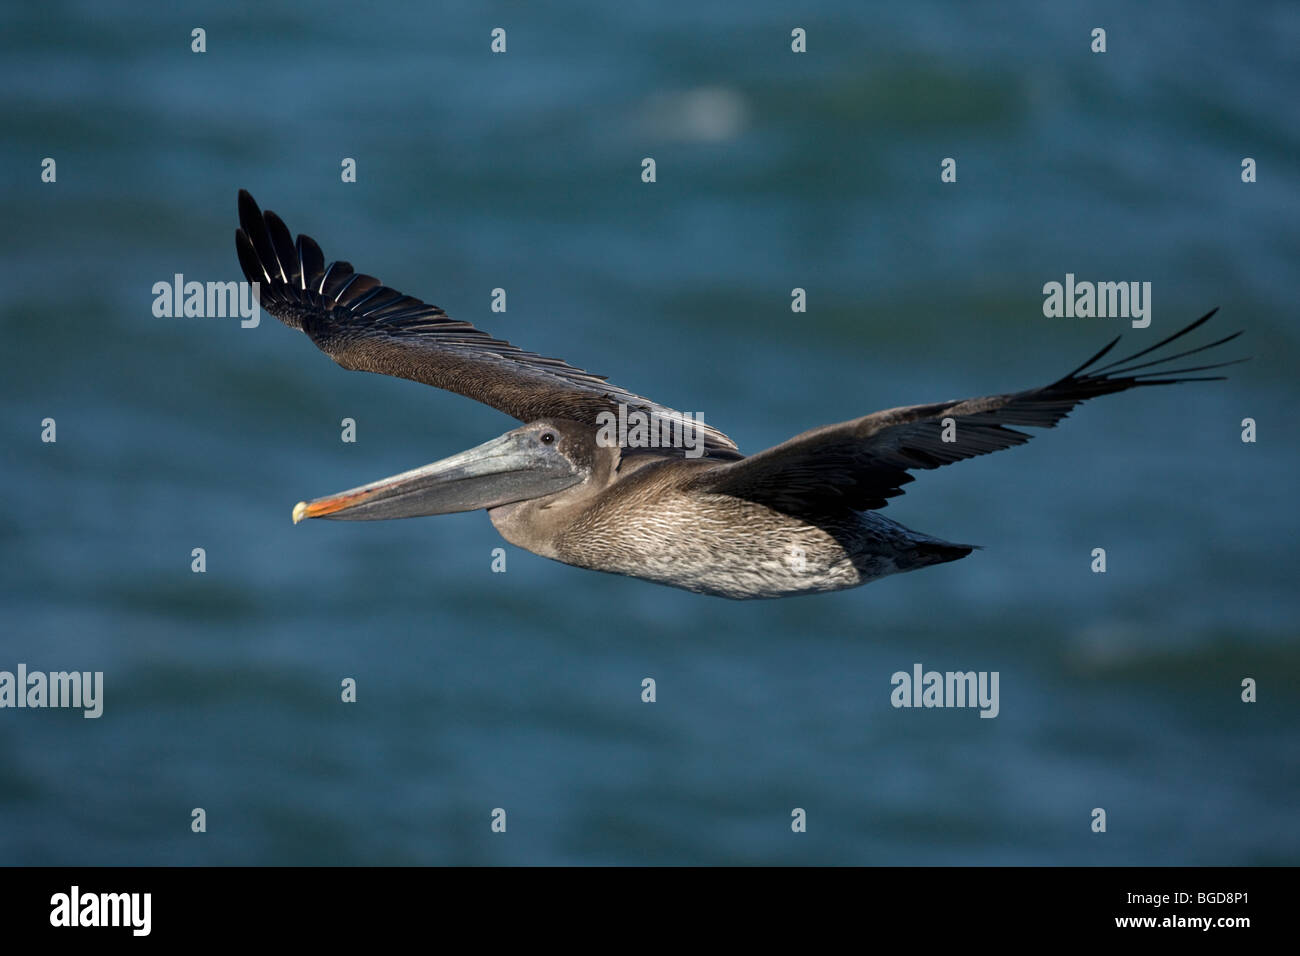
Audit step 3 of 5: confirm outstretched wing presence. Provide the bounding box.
[692,310,1244,513]
[234,190,742,460]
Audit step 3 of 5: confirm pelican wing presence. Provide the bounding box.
[694,310,1243,513]
[235,190,741,460]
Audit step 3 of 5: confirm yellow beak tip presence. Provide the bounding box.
[291,501,308,525]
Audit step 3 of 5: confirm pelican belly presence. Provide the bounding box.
[537,490,972,600]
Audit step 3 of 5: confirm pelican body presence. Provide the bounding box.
[482,427,970,600]
[235,191,1243,599]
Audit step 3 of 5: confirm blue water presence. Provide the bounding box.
[2,1,1297,865]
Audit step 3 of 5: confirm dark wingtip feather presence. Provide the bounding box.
[237,189,263,237]
[1128,356,1251,379]
[1062,334,1122,380]
[297,234,325,291]
[1090,307,1221,375]
[234,228,268,285]
[1128,375,1229,385]
[237,190,281,286]
[262,210,299,286]
[1099,329,1244,378]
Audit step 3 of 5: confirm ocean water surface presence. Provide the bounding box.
[1,1,1297,864]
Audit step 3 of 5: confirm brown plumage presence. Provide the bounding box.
[235,190,740,461]
[235,190,1245,599]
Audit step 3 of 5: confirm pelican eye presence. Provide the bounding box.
[540,431,556,445]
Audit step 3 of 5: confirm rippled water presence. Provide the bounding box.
[2,1,1297,864]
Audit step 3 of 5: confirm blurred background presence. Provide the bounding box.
[2,1,1297,864]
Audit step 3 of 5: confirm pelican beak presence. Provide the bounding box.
[291,430,582,523]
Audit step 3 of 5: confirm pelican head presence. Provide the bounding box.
[292,420,593,523]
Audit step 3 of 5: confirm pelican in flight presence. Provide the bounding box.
[235,191,1243,599]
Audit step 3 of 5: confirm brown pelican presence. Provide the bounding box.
[234,191,1244,599]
